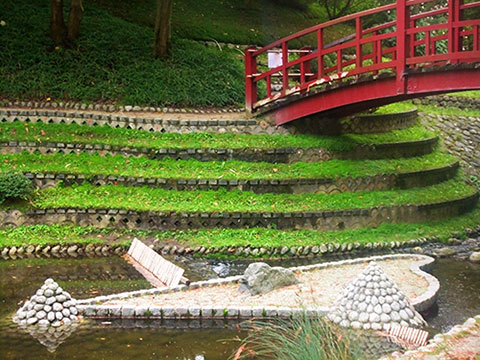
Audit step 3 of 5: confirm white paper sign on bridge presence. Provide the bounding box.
[126,238,186,287]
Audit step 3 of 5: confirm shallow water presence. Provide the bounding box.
[0,255,479,359]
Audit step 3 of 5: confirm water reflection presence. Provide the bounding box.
[1,255,479,359]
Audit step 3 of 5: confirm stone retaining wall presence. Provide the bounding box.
[0,108,423,136]
[421,112,480,178]
[1,193,477,232]
[414,95,480,110]
[74,254,438,321]
[1,100,244,114]
[21,162,458,194]
[341,109,418,134]
[0,136,439,163]
[0,109,281,135]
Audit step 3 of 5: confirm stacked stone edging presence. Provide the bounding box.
[0,109,285,135]
[0,192,476,232]
[20,161,458,194]
[0,100,244,114]
[1,243,125,260]
[341,109,418,134]
[414,95,480,110]
[421,112,480,177]
[0,136,439,163]
[74,254,438,321]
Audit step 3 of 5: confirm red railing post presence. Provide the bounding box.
[396,0,408,94]
[300,47,312,85]
[281,42,289,94]
[245,47,257,116]
[355,17,362,69]
[317,28,324,79]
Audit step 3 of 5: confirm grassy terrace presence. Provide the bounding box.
[2,205,480,249]
[4,179,474,213]
[0,151,456,180]
[0,122,435,151]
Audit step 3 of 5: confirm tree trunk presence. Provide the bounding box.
[50,0,66,46]
[67,0,83,41]
[154,0,173,59]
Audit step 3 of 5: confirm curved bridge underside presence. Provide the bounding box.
[263,64,480,124]
[245,0,480,125]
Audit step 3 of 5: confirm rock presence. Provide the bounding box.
[238,262,298,296]
[27,317,38,325]
[469,252,480,263]
[433,247,456,257]
[47,312,55,322]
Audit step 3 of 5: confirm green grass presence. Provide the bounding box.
[0,0,244,107]
[446,90,480,98]
[0,121,435,151]
[7,178,474,213]
[2,203,480,249]
[416,103,480,117]
[0,150,457,181]
[0,224,108,247]
[372,101,480,117]
[372,102,417,115]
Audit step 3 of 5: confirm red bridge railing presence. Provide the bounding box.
[245,0,480,116]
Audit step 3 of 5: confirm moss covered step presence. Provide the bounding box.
[0,121,438,162]
[1,180,477,231]
[2,192,477,232]
[21,163,460,194]
[0,151,459,193]
[0,108,418,135]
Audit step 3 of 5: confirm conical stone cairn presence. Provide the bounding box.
[328,262,426,331]
[13,278,80,328]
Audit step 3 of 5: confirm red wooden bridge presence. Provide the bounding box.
[245,0,480,125]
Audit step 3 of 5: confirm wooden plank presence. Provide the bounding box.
[125,238,186,288]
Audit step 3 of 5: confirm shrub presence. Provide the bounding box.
[231,314,366,360]
[268,0,314,11]
[0,171,33,204]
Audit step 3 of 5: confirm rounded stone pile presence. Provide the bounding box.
[13,278,80,328]
[328,261,426,331]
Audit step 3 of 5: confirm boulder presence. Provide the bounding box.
[433,247,456,258]
[469,252,480,263]
[238,262,298,296]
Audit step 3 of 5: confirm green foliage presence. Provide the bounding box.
[0,224,107,246]
[0,150,457,181]
[0,121,435,151]
[156,204,480,248]
[2,201,480,249]
[0,171,33,204]
[0,0,244,107]
[231,315,365,360]
[86,0,340,46]
[20,178,476,213]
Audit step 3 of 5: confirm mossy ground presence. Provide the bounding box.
[2,204,480,250]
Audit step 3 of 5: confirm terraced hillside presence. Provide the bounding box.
[0,107,478,256]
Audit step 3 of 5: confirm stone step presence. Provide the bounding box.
[0,137,439,163]
[2,192,477,232]
[23,162,459,194]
